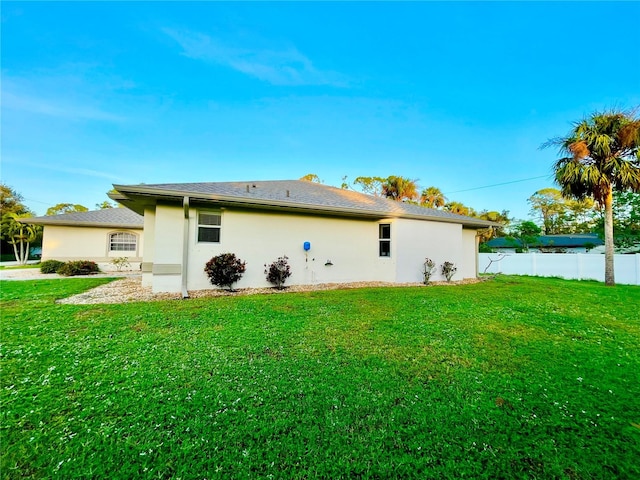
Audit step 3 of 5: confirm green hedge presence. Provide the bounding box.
[57,260,100,276]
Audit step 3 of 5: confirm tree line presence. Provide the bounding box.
[300,173,512,228]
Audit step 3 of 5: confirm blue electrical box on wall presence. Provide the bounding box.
[303,241,311,251]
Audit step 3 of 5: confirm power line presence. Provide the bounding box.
[444,174,551,195]
[23,197,52,206]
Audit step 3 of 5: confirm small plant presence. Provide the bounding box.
[111,257,130,272]
[422,258,436,285]
[57,260,100,277]
[204,253,246,291]
[40,259,66,274]
[265,256,292,289]
[441,261,457,282]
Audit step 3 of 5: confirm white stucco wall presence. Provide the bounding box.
[41,225,143,271]
[150,204,185,293]
[141,208,156,287]
[146,204,482,293]
[393,219,466,282]
[184,208,397,291]
[461,229,479,279]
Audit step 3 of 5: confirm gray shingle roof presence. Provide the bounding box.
[25,208,143,228]
[113,180,496,228]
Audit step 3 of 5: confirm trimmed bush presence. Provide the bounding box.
[265,256,292,289]
[111,257,130,271]
[40,260,66,274]
[204,253,246,291]
[422,258,436,285]
[441,261,457,282]
[57,260,100,277]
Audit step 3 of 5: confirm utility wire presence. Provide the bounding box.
[22,197,51,206]
[444,174,551,195]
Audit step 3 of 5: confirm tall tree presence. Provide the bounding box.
[477,210,511,240]
[564,197,597,233]
[420,186,447,209]
[1,185,34,259]
[381,176,419,202]
[46,203,88,216]
[544,109,640,285]
[528,188,596,234]
[353,176,386,196]
[506,221,542,252]
[528,188,567,234]
[444,201,476,217]
[96,201,116,209]
[1,213,41,264]
[1,184,31,216]
[299,174,322,183]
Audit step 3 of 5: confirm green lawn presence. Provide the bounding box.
[1,276,639,479]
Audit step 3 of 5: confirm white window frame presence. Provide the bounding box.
[197,211,222,243]
[109,232,137,252]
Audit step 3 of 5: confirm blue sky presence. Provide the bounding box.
[2,1,639,220]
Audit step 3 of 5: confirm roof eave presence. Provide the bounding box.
[113,185,499,227]
[22,218,143,229]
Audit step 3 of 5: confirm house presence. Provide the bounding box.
[484,234,604,254]
[25,209,144,270]
[111,180,496,295]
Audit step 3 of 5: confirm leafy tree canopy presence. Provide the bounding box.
[353,176,387,196]
[1,184,31,217]
[420,186,447,209]
[300,173,323,183]
[96,201,116,209]
[477,210,511,241]
[1,212,41,264]
[505,220,542,252]
[528,188,596,234]
[444,201,476,217]
[594,190,640,253]
[381,176,419,202]
[46,203,89,216]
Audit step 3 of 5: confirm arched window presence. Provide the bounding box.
[109,232,137,252]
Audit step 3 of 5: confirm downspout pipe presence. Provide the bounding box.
[182,196,190,299]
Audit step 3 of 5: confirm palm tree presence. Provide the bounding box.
[0,213,40,265]
[420,186,447,209]
[381,176,418,202]
[444,201,475,217]
[544,109,640,286]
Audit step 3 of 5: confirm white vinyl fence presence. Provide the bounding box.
[478,253,640,286]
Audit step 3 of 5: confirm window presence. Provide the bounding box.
[110,232,137,252]
[198,211,221,243]
[379,223,391,257]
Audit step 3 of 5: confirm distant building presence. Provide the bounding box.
[25,209,144,270]
[485,234,604,254]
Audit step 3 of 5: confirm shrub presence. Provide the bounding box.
[422,258,436,285]
[40,259,66,274]
[441,261,457,282]
[478,242,495,253]
[57,260,100,277]
[265,256,292,289]
[111,257,130,272]
[204,253,246,291]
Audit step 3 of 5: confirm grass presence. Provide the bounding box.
[0,263,41,270]
[1,276,639,479]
